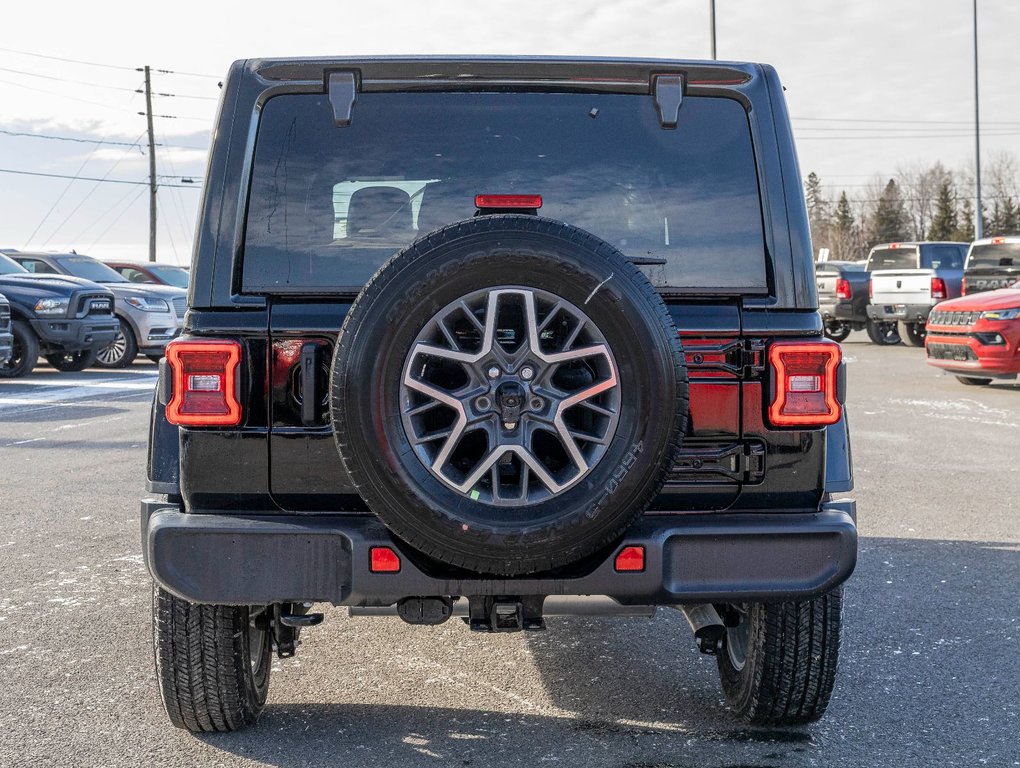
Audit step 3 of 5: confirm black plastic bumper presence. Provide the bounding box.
[866,303,932,323]
[143,500,857,607]
[29,316,119,352]
[818,301,859,323]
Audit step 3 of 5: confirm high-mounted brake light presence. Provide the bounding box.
[991,236,1006,244]
[835,278,851,300]
[931,277,947,300]
[475,194,543,210]
[165,339,242,426]
[768,342,841,427]
[890,243,901,249]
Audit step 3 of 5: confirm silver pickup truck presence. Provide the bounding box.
[865,241,967,346]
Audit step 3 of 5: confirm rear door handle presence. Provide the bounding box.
[300,342,321,427]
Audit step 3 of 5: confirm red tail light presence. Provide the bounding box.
[165,339,242,426]
[868,279,873,299]
[475,194,543,209]
[614,545,645,572]
[835,278,851,300]
[961,277,967,295]
[768,341,842,427]
[931,277,947,300]
[369,547,401,573]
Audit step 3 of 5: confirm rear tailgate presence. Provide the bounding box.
[815,269,841,302]
[870,270,934,305]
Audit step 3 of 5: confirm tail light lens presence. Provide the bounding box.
[475,194,543,209]
[165,339,242,426]
[768,341,842,427]
[931,277,947,300]
[868,279,873,299]
[835,278,851,300]
[961,277,967,295]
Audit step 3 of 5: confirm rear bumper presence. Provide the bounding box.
[818,301,860,323]
[867,303,932,322]
[142,499,857,607]
[28,316,119,352]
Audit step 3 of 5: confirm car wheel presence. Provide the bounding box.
[865,319,900,345]
[44,348,97,372]
[955,375,992,386]
[717,588,843,725]
[152,584,271,732]
[95,318,138,368]
[0,319,40,378]
[899,321,926,347]
[823,321,851,342]
[330,215,688,576]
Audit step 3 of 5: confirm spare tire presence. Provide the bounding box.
[330,215,688,575]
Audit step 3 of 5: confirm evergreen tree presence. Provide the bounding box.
[988,197,1019,236]
[927,180,958,240]
[871,179,910,245]
[953,198,976,242]
[831,191,857,260]
[804,172,830,254]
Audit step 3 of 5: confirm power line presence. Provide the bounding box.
[793,115,1020,127]
[154,68,220,80]
[0,167,201,188]
[0,66,139,93]
[0,128,159,147]
[87,186,149,250]
[0,77,137,111]
[0,46,138,72]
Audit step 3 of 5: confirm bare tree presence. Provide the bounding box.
[896,162,951,240]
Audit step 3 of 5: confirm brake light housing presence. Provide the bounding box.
[165,339,242,426]
[931,277,947,300]
[768,341,842,427]
[475,194,543,210]
[835,278,851,300]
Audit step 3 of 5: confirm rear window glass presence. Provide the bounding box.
[241,91,767,294]
[921,244,964,269]
[966,242,1020,269]
[866,247,918,271]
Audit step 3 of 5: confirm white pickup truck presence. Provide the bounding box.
[865,241,967,346]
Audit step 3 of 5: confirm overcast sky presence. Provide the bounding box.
[2,0,1017,264]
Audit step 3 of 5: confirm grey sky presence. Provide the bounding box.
[1,0,1017,264]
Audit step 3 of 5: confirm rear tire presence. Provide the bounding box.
[955,375,992,386]
[0,319,39,378]
[822,322,851,342]
[44,348,97,372]
[717,588,843,725]
[899,321,926,347]
[152,584,272,732]
[865,319,900,345]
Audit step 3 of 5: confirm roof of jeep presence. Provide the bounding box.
[245,56,761,90]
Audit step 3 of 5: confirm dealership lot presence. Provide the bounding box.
[0,337,1017,768]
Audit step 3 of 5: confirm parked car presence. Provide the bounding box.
[9,252,186,368]
[962,236,1020,295]
[865,241,967,346]
[815,260,870,341]
[143,56,856,732]
[0,252,118,377]
[105,260,190,289]
[925,278,1020,386]
[0,292,12,366]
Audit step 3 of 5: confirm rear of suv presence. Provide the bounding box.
[143,57,856,732]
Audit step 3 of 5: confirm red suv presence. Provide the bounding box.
[925,279,1020,385]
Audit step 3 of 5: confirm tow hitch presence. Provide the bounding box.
[258,603,324,658]
[467,595,546,632]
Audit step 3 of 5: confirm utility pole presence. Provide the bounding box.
[143,65,157,262]
[710,0,717,59]
[972,0,983,238]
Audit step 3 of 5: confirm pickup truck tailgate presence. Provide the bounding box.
[870,270,932,305]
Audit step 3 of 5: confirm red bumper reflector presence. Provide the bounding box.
[768,341,842,427]
[369,547,401,573]
[165,339,242,427]
[475,194,543,209]
[614,545,645,572]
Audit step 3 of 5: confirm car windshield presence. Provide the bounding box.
[242,91,768,294]
[146,265,190,288]
[55,255,128,282]
[866,247,918,270]
[967,242,1020,269]
[0,254,28,274]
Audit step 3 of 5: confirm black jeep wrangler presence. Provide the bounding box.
[143,57,856,732]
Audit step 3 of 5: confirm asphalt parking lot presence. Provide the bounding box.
[1,336,1017,768]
